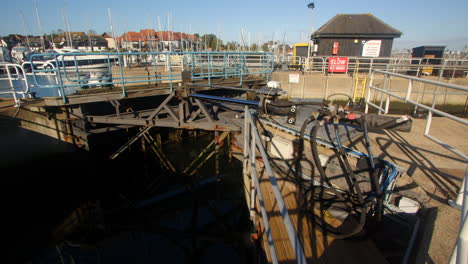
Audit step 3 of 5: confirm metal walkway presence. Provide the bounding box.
[0,51,274,106]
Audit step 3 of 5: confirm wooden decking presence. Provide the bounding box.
[232,120,390,264]
[254,164,388,264]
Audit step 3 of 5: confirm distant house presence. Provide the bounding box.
[28,36,45,51]
[77,35,108,52]
[311,14,402,57]
[117,29,197,51]
[102,33,116,50]
[54,32,108,51]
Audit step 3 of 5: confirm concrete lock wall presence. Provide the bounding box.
[271,72,468,105]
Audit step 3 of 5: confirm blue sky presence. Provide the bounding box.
[3,0,468,50]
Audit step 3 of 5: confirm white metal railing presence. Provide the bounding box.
[243,106,307,264]
[364,69,468,160]
[0,63,30,106]
[449,168,468,264]
[19,51,273,103]
[303,57,326,72]
[274,56,327,72]
[276,55,468,77]
[365,69,468,263]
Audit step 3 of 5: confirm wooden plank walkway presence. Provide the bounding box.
[231,119,390,264]
[253,164,389,264]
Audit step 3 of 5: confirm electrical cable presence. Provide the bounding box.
[326,93,354,109]
[297,119,366,238]
[361,115,384,221]
[267,93,397,238]
[292,107,378,238]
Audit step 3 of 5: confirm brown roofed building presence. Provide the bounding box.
[116,30,197,42]
[117,29,197,51]
[311,14,402,57]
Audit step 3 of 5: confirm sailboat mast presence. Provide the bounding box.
[180,24,184,52]
[167,13,172,52]
[62,4,73,48]
[282,31,286,56]
[19,10,31,51]
[216,24,220,51]
[108,8,120,52]
[85,13,93,52]
[66,17,73,48]
[61,12,70,47]
[146,17,153,53]
[34,3,46,51]
[157,16,162,51]
[154,18,159,52]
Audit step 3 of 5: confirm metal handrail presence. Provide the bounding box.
[449,168,468,264]
[277,55,468,76]
[0,63,30,106]
[244,106,306,264]
[25,51,274,103]
[365,69,468,161]
[364,69,468,264]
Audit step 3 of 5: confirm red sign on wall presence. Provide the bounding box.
[328,57,349,73]
[332,42,339,55]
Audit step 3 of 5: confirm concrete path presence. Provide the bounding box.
[352,116,467,264]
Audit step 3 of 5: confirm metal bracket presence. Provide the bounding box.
[109,126,152,160]
[147,92,175,120]
[194,98,214,124]
[182,131,229,175]
[110,100,121,117]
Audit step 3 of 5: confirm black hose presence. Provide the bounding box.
[295,115,346,200]
[309,121,346,201]
[355,113,410,131]
[310,121,332,187]
[296,117,314,182]
[367,119,401,130]
[304,121,368,239]
[326,123,368,238]
[326,93,355,109]
[333,123,365,199]
[361,116,384,222]
[294,113,379,239]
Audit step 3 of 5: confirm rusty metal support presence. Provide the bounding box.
[187,108,202,123]
[109,126,152,160]
[215,131,221,199]
[143,132,176,173]
[182,131,229,176]
[87,115,176,127]
[179,101,186,126]
[109,100,121,117]
[163,104,179,123]
[194,98,214,123]
[147,92,175,120]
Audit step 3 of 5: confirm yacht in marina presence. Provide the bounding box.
[26,48,118,71]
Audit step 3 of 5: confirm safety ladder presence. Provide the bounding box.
[352,61,367,102]
[353,76,367,102]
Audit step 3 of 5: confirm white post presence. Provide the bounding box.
[365,72,374,113]
[6,66,19,106]
[449,168,468,264]
[108,8,120,53]
[306,3,314,73]
[406,79,413,101]
[301,77,305,99]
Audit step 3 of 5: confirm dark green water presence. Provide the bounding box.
[2,122,257,264]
